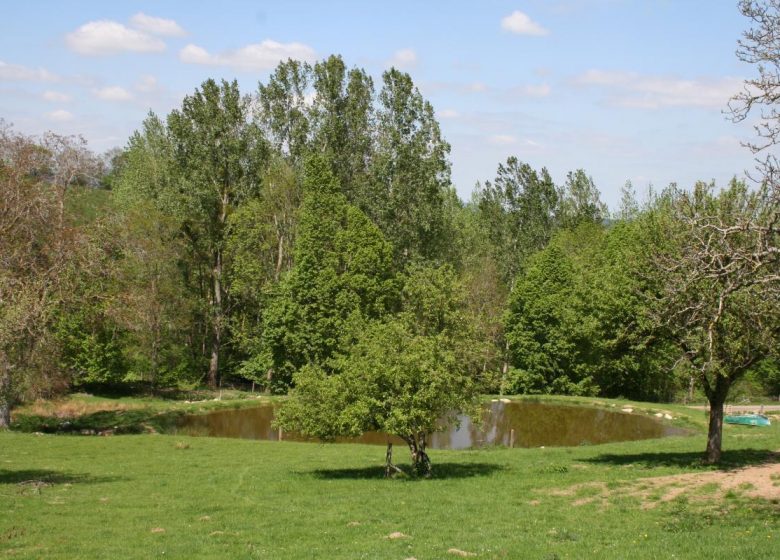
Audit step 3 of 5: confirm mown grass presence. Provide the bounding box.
[2,397,779,559]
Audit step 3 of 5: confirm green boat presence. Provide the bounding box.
[724,413,771,427]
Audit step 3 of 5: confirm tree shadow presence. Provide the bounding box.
[584,449,778,470]
[0,469,123,485]
[307,462,506,480]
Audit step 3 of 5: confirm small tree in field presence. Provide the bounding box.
[275,264,481,477]
[653,181,779,463]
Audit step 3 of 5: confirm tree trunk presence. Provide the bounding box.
[705,400,724,464]
[405,433,432,477]
[208,250,223,390]
[0,360,11,429]
[704,375,731,464]
[500,340,510,395]
[384,442,403,478]
[0,401,9,429]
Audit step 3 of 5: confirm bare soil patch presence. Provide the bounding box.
[548,452,780,508]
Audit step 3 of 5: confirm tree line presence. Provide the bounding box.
[2,40,779,465]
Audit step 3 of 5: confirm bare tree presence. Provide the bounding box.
[0,128,65,426]
[653,181,779,463]
[40,132,103,231]
[729,0,780,192]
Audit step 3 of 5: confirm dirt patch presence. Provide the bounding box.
[631,460,780,507]
[547,453,780,508]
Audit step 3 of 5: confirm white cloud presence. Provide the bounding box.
[93,86,134,101]
[487,134,543,149]
[501,11,549,36]
[42,90,71,102]
[438,109,460,119]
[135,74,159,93]
[130,13,186,37]
[572,69,742,109]
[573,69,630,87]
[0,60,58,82]
[489,134,517,145]
[420,81,489,96]
[179,40,316,71]
[512,83,551,97]
[66,21,166,55]
[388,48,418,69]
[46,109,74,122]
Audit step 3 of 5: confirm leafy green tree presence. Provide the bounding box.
[117,79,269,388]
[54,213,126,388]
[449,201,507,387]
[504,217,679,400]
[276,263,481,476]
[56,191,197,390]
[256,59,313,168]
[617,180,639,220]
[471,158,561,388]
[369,68,452,263]
[258,156,395,390]
[583,218,679,401]
[558,169,608,229]
[225,157,302,384]
[504,237,597,395]
[310,55,375,203]
[167,79,269,387]
[476,157,559,286]
[113,113,178,211]
[107,202,195,387]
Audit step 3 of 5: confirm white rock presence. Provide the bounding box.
[622,407,634,413]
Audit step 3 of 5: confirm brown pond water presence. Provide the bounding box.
[176,401,687,449]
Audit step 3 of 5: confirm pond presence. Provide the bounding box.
[176,400,687,449]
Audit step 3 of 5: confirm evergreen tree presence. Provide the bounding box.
[258,156,395,391]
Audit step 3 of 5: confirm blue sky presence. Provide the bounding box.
[0,1,760,209]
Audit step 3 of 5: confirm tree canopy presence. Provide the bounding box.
[2,45,779,468]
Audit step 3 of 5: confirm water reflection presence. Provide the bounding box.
[176,400,687,449]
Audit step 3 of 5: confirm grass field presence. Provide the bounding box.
[2,397,779,559]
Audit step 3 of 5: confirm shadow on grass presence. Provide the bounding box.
[585,448,778,470]
[0,469,123,485]
[308,462,505,480]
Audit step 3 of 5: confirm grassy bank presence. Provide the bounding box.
[2,398,779,559]
[9,391,273,435]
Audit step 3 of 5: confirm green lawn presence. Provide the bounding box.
[2,399,779,559]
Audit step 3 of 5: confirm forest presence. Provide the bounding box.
[2,48,779,465]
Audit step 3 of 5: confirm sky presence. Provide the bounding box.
[0,0,762,210]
